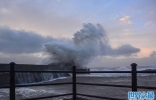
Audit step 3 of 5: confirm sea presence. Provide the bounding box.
[0,66,156,100]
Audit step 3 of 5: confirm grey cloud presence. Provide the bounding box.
[113,44,140,56]
[0,27,54,53]
[104,44,141,56]
[150,51,156,57]
[0,53,42,64]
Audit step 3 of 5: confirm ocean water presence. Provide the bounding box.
[0,88,64,100]
[80,66,156,77]
[0,66,156,100]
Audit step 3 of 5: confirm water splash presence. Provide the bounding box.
[44,23,108,68]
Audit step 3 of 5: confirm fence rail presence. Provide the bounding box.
[0,62,156,100]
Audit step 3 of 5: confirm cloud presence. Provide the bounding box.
[0,24,141,65]
[119,16,133,24]
[150,51,156,57]
[113,44,140,56]
[104,44,141,56]
[0,27,54,54]
[0,0,83,38]
[0,24,141,56]
[0,52,43,64]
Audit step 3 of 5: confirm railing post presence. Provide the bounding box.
[72,66,76,100]
[131,63,137,91]
[10,62,16,100]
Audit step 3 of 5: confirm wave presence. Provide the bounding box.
[85,66,156,77]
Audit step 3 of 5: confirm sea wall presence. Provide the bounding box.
[0,63,89,86]
[0,63,70,86]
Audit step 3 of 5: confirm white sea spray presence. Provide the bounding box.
[43,23,108,68]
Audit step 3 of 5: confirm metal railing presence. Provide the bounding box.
[0,62,156,100]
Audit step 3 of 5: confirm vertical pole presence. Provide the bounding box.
[10,62,15,100]
[131,63,137,91]
[72,66,76,100]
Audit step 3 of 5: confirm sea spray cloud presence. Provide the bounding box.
[44,23,108,67]
[44,23,140,67]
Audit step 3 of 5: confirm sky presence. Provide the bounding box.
[0,0,156,67]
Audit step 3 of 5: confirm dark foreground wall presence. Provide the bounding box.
[0,72,9,86]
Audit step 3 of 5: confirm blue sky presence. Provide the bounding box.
[0,0,156,67]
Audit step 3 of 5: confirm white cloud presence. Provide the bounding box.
[119,16,133,24]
